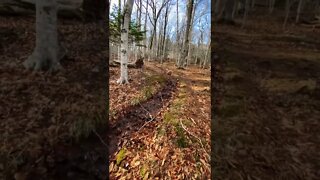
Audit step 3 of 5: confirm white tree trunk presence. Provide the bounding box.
[175,0,179,65]
[24,0,61,71]
[203,40,211,69]
[143,0,148,59]
[117,0,134,84]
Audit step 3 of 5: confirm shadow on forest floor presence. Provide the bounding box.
[213,15,320,179]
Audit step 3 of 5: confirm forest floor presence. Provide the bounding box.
[213,9,320,179]
[109,62,211,179]
[0,16,108,179]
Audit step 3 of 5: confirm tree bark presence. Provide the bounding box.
[203,39,211,69]
[117,0,134,84]
[187,0,196,66]
[175,0,179,65]
[161,3,169,62]
[24,0,63,72]
[143,0,148,59]
[178,0,194,68]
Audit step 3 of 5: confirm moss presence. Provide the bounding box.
[175,125,188,148]
[130,97,142,106]
[146,75,167,85]
[140,164,148,178]
[116,148,127,165]
[142,86,153,99]
[156,126,166,137]
[69,114,107,142]
[163,112,177,124]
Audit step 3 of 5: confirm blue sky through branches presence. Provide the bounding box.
[110,0,210,45]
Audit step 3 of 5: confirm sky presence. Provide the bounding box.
[110,0,211,44]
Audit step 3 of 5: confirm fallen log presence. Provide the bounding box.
[109,58,144,68]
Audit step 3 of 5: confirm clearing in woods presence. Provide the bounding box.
[109,62,211,179]
[213,8,320,179]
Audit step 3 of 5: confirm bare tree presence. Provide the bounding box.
[202,39,211,69]
[177,0,194,68]
[142,0,149,59]
[160,2,170,63]
[147,0,170,60]
[175,0,180,65]
[186,0,197,66]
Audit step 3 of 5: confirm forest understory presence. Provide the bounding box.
[213,8,320,180]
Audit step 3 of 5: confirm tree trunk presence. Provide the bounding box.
[218,0,236,24]
[24,0,63,72]
[187,0,196,66]
[214,0,221,17]
[175,0,179,65]
[283,0,291,29]
[117,0,134,84]
[161,3,169,62]
[152,23,157,60]
[242,0,250,28]
[178,0,194,68]
[157,19,164,58]
[296,0,303,23]
[232,0,238,19]
[143,0,148,59]
[203,39,211,69]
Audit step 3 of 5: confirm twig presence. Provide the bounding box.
[139,103,153,119]
[92,129,108,148]
[138,117,155,131]
[189,117,197,125]
[179,119,209,157]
